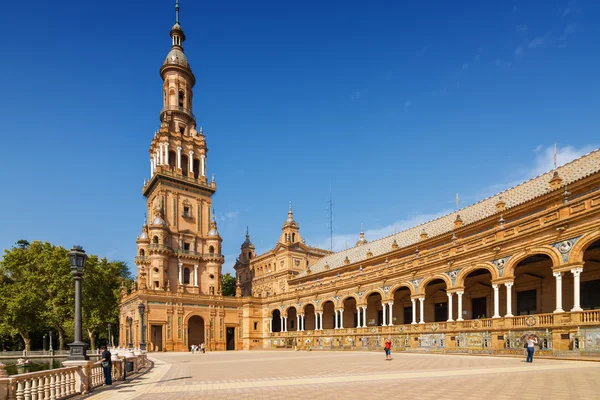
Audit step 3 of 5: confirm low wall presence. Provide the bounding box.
[0,349,148,400]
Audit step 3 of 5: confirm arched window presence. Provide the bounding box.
[292,233,296,242]
[183,268,191,285]
[178,91,185,108]
[152,236,159,244]
[248,252,252,260]
[209,246,215,255]
[139,249,145,256]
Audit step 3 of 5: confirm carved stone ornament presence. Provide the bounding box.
[410,279,422,290]
[356,291,365,299]
[492,256,510,277]
[333,295,341,304]
[552,236,580,263]
[382,285,391,295]
[445,269,462,286]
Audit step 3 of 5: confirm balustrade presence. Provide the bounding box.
[580,310,600,323]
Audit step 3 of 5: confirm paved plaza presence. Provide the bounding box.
[84,350,600,400]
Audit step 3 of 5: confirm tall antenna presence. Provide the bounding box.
[175,0,180,23]
[326,182,333,252]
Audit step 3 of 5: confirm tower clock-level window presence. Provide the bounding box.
[179,124,186,134]
[183,206,190,217]
[209,246,215,255]
[178,91,184,108]
[183,268,191,285]
[183,242,190,251]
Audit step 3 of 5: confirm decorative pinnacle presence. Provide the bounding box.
[175,0,180,24]
[360,223,364,234]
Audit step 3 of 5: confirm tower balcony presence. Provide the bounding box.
[159,105,195,123]
[174,248,224,261]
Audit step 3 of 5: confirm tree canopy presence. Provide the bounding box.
[0,240,131,351]
[221,272,236,297]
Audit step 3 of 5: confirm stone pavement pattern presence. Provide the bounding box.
[85,351,600,400]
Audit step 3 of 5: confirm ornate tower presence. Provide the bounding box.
[136,1,223,296]
[280,202,302,245]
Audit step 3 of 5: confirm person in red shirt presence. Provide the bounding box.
[384,338,392,360]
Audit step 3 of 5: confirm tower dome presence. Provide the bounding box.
[282,201,298,229]
[241,228,255,249]
[356,224,368,246]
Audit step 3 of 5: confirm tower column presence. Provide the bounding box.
[201,154,206,177]
[189,150,194,174]
[388,302,394,326]
[165,143,170,166]
[571,267,583,312]
[554,272,565,313]
[382,303,387,326]
[361,306,367,328]
[159,144,164,165]
[178,262,183,285]
[176,146,182,169]
[334,310,339,329]
[419,297,425,324]
[339,309,344,329]
[504,283,513,317]
[193,265,198,287]
[411,298,417,324]
[356,306,361,328]
[150,158,154,176]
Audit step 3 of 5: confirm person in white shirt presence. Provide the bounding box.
[525,335,538,363]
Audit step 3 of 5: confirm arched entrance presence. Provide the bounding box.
[287,307,298,331]
[366,293,383,326]
[425,279,448,322]
[513,255,554,315]
[272,309,282,332]
[463,269,493,319]
[322,301,335,329]
[188,316,205,348]
[342,297,357,328]
[392,287,412,324]
[304,304,316,330]
[581,239,600,309]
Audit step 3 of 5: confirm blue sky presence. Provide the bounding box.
[0,1,598,275]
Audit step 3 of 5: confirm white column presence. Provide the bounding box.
[447,293,454,322]
[571,267,583,312]
[284,316,288,332]
[177,146,182,169]
[356,307,361,328]
[165,143,170,166]
[553,272,564,313]
[418,297,425,324]
[201,154,206,177]
[382,303,387,326]
[411,298,417,324]
[492,284,500,318]
[280,316,284,332]
[193,265,198,287]
[457,291,464,321]
[334,310,339,329]
[388,302,394,326]
[154,151,159,168]
[159,144,164,165]
[177,262,182,285]
[189,151,194,174]
[296,314,300,331]
[504,283,513,317]
[339,310,344,329]
[150,158,154,176]
[269,318,272,333]
[314,311,319,330]
[319,312,324,330]
[362,306,367,328]
[301,314,305,331]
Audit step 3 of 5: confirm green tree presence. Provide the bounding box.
[0,241,50,351]
[221,272,236,296]
[82,257,130,350]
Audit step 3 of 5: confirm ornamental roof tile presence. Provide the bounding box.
[299,148,600,277]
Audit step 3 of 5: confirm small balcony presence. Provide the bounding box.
[159,105,195,122]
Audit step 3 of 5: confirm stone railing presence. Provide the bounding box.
[0,351,149,400]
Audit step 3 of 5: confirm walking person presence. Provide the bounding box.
[99,346,112,386]
[525,335,538,363]
[384,337,392,361]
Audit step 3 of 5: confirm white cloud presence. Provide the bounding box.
[529,143,596,177]
[528,37,545,48]
[404,100,412,108]
[217,210,240,222]
[310,210,452,252]
[562,2,581,17]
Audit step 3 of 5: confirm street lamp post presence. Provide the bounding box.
[49,330,53,354]
[127,317,133,349]
[138,303,146,351]
[67,246,88,360]
[107,323,112,348]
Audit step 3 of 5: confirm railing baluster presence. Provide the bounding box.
[49,374,55,400]
[31,378,38,400]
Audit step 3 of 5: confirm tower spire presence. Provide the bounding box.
[175,0,180,24]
